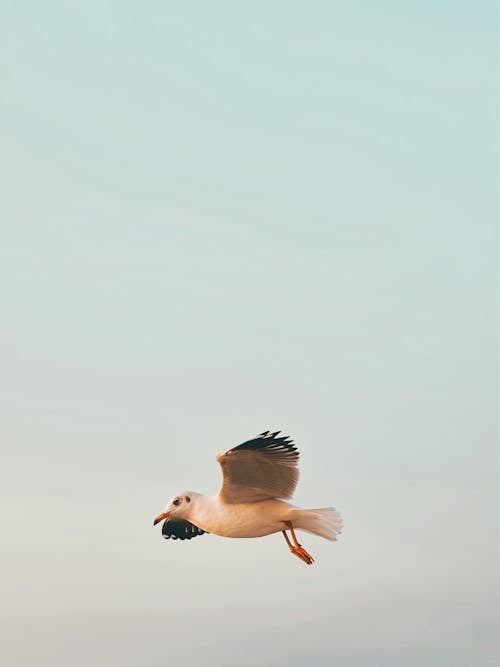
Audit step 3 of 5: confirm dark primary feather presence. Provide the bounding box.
[162,519,206,541]
[231,430,299,459]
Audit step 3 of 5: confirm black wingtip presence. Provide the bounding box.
[260,430,283,438]
[162,519,206,540]
[232,430,299,457]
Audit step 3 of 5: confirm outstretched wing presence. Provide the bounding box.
[162,519,206,541]
[217,430,299,504]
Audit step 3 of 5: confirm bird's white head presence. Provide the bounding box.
[153,491,195,526]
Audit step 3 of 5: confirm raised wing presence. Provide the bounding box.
[162,518,206,541]
[217,430,299,504]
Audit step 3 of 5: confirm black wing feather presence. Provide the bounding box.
[162,519,207,541]
[231,430,299,461]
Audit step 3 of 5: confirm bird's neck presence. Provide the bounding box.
[185,493,217,526]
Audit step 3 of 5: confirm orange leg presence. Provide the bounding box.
[282,521,314,565]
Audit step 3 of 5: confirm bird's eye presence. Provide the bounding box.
[185,496,191,503]
[173,498,181,506]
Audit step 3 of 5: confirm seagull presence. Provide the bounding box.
[153,430,343,564]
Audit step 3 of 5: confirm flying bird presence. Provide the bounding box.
[153,430,343,564]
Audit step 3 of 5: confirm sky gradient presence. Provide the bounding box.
[1,2,498,666]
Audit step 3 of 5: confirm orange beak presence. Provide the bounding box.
[153,511,170,526]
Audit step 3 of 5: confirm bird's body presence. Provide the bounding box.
[180,493,289,538]
[154,430,343,564]
[177,492,341,540]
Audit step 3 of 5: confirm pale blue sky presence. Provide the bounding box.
[1,2,498,666]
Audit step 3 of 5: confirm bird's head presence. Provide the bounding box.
[153,492,194,526]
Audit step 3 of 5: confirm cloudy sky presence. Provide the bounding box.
[1,2,498,666]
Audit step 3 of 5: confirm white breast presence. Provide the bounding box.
[191,496,293,538]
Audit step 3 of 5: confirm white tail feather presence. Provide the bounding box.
[290,507,343,541]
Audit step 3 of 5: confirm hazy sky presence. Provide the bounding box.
[1,2,498,666]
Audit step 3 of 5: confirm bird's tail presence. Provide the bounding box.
[289,507,343,541]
